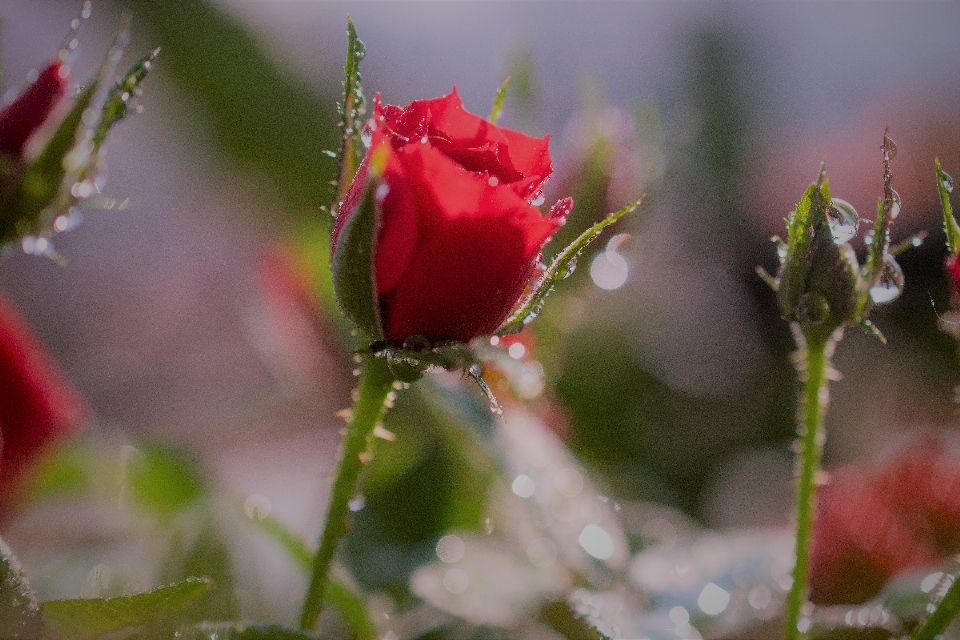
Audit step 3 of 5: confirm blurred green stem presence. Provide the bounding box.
[915,574,960,640]
[784,329,832,640]
[300,354,394,631]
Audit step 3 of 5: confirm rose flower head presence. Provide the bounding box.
[332,88,570,347]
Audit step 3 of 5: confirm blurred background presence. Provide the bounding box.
[2,0,960,633]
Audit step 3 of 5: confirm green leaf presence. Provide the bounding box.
[175,622,326,640]
[860,131,898,308]
[331,178,382,341]
[913,573,960,640]
[776,169,828,321]
[40,578,213,640]
[0,537,41,639]
[539,600,605,640]
[937,158,959,257]
[126,442,205,517]
[329,17,367,227]
[499,196,642,335]
[489,76,511,124]
[91,47,160,152]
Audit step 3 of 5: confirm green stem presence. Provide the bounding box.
[784,329,832,640]
[915,574,960,640]
[300,354,394,631]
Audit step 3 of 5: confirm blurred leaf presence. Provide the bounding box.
[489,77,511,124]
[23,442,93,501]
[161,527,239,623]
[175,622,327,640]
[117,0,339,219]
[40,578,212,640]
[500,196,642,335]
[539,601,604,640]
[937,159,959,257]
[0,537,41,639]
[126,442,204,517]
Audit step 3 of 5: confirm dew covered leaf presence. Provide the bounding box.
[499,196,642,336]
[0,537,41,639]
[937,159,960,257]
[776,172,828,322]
[329,16,367,226]
[91,47,160,151]
[40,578,213,640]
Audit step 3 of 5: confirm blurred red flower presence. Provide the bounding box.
[809,442,960,605]
[0,59,69,160]
[332,88,568,345]
[0,292,87,497]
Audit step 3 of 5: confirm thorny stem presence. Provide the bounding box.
[300,353,395,631]
[784,327,836,640]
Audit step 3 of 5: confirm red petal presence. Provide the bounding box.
[0,60,69,159]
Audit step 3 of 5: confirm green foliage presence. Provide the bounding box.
[500,197,642,335]
[40,578,212,640]
[126,442,205,518]
[92,47,160,150]
[0,538,41,639]
[913,574,960,640]
[175,622,327,640]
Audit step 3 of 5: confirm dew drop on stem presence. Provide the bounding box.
[870,254,905,303]
[942,171,955,194]
[889,188,901,219]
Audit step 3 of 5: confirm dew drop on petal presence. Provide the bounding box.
[826,198,859,244]
[870,254,905,303]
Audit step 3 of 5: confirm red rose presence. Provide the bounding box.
[332,88,569,345]
[808,442,960,605]
[0,60,69,159]
[0,292,87,497]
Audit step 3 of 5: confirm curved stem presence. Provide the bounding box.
[300,354,395,631]
[784,329,832,640]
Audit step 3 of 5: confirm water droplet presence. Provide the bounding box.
[531,193,545,207]
[590,251,629,290]
[360,121,374,147]
[436,534,466,563]
[578,524,615,560]
[697,583,731,615]
[322,149,338,159]
[942,171,955,193]
[870,254,905,303]
[508,342,526,359]
[489,335,500,346]
[442,568,469,594]
[889,189,901,219]
[488,176,499,187]
[558,256,578,280]
[402,334,431,352]
[375,183,390,200]
[420,136,428,144]
[886,137,898,159]
[748,584,772,610]
[826,198,859,244]
[484,518,494,534]
[511,474,535,498]
[348,495,365,511]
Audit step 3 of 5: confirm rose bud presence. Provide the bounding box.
[0,60,69,160]
[331,88,566,346]
[0,292,88,499]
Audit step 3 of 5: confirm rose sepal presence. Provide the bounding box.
[0,20,158,248]
[937,158,959,258]
[498,195,643,336]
